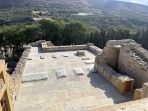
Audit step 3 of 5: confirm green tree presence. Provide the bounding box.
[62,20,89,45]
[39,19,60,45]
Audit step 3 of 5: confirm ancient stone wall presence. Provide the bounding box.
[88,45,103,54]
[29,40,46,47]
[42,44,88,52]
[8,46,30,103]
[95,46,120,69]
[41,41,103,54]
[95,39,148,88]
[118,44,148,88]
[95,64,134,93]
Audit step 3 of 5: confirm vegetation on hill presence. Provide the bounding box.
[0,19,148,61]
[0,0,148,61]
[1,0,148,29]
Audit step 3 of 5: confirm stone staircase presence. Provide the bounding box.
[128,49,148,70]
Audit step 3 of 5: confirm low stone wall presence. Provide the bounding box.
[8,46,30,103]
[95,63,134,93]
[29,40,46,47]
[42,44,88,52]
[41,41,103,54]
[132,45,148,62]
[88,45,103,54]
[118,44,148,88]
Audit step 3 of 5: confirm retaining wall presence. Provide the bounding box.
[8,46,30,103]
[95,63,134,93]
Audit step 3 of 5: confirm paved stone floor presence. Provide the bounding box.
[14,47,133,111]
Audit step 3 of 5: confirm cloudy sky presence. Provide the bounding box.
[118,0,148,6]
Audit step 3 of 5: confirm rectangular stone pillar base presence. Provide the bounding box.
[118,77,134,94]
[133,88,142,100]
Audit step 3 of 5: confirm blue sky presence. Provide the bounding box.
[118,0,148,6]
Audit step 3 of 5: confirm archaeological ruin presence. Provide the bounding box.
[0,39,148,111]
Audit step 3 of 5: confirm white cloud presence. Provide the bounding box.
[130,0,148,5]
[118,0,148,5]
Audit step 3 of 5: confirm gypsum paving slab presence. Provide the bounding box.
[56,68,67,79]
[21,72,48,82]
[40,56,44,59]
[73,68,84,76]
[85,60,94,64]
[82,57,90,60]
[77,50,85,56]
[52,55,57,58]
[62,53,69,57]
[87,64,97,73]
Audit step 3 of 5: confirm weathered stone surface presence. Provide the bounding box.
[95,39,148,90]
[77,50,85,56]
[8,46,30,102]
[73,67,84,75]
[21,72,48,82]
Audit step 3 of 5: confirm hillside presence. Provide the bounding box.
[1,0,148,29]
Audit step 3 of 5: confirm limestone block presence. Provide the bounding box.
[56,68,67,79]
[62,53,69,57]
[77,50,85,56]
[40,56,44,59]
[141,82,148,98]
[87,64,97,73]
[118,76,134,94]
[85,60,94,64]
[82,57,90,60]
[52,55,57,58]
[73,68,84,75]
[133,88,142,100]
[21,72,48,82]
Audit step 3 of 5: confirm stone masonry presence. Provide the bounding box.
[95,39,148,89]
[8,46,31,104]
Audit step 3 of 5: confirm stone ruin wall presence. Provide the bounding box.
[8,46,30,104]
[41,41,103,54]
[118,44,148,88]
[93,39,148,111]
[29,40,46,47]
[95,39,148,93]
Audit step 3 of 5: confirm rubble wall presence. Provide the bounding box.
[95,63,134,93]
[8,47,30,103]
[95,46,120,70]
[118,44,148,88]
[42,45,88,52]
[88,45,103,54]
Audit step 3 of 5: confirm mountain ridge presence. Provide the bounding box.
[1,0,148,28]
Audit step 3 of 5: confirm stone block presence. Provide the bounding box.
[141,82,148,98]
[40,56,44,59]
[52,55,57,58]
[133,88,142,100]
[73,68,84,75]
[82,57,90,60]
[77,50,85,56]
[56,68,67,79]
[118,76,134,94]
[21,72,48,82]
[85,60,94,64]
[62,53,69,57]
[87,64,97,73]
